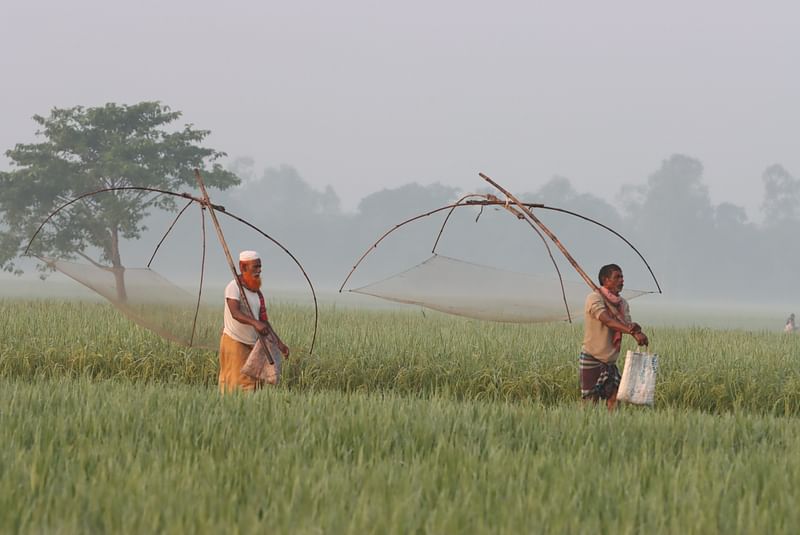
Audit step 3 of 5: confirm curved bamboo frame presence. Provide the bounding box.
[431,197,662,294]
[24,185,319,354]
[148,199,194,268]
[339,175,661,323]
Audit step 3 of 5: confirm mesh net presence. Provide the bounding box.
[47,258,220,350]
[351,254,651,323]
[29,192,320,353]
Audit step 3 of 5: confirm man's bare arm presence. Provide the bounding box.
[597,310,649,346]
[597,310,636,333]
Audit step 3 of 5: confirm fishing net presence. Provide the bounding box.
[25,184,319,355]
[350,254,651,323]
[46,258,220,349]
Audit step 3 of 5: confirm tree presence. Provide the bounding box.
[0,102,239,298]
[226,164,342,221]
[357,182,458,221]
[761,164,799,227]
[625,155,715,295]
[533,175,623,225]
[637,154,713,231]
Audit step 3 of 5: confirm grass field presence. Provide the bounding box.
[2,299,800,533]
[3,300,799,414]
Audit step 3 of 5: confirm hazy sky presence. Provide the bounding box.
[2,0,798,217]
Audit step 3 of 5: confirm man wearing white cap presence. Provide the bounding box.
[218,250,290,392]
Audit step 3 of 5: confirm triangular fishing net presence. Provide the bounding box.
[25,181,319,355]
[47,258,220,350]
[351,254,651,323]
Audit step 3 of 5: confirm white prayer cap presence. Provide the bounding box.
[239,250,260,262]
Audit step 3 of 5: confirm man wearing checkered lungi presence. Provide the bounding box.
[580,264,649,411]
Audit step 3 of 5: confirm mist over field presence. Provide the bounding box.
[3,152,798,332]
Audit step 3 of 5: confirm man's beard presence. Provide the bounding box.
[242,274,262,291]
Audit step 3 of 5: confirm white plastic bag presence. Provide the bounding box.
[617,349,659,406]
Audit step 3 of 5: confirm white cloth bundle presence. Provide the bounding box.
[240,335,283,385]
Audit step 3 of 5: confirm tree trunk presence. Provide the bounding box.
[110,226,127,302]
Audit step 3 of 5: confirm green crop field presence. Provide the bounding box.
[2,299,799,534]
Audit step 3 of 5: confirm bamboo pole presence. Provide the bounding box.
[25,183,319,354]
[479,172,599,292]
[478,172,636,327]
[194,169,274,365]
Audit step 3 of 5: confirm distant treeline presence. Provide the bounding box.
[130,154,798,303]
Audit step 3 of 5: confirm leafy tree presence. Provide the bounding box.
[0,102,239,297]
